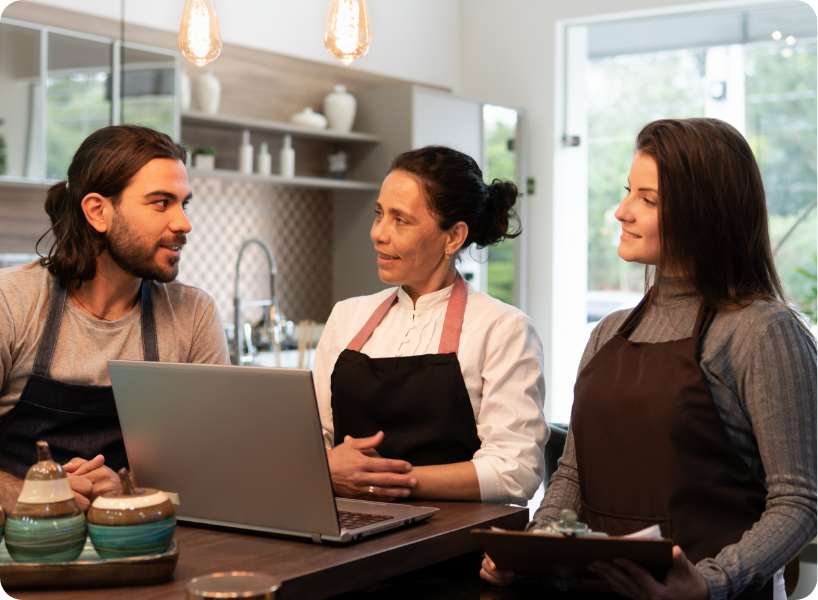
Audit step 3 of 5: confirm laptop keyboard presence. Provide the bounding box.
[338,510,394,530]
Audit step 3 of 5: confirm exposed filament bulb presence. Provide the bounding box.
[178,0,223,67]
[324,0,371,66]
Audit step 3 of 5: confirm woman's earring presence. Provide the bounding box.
[445,251,450,260]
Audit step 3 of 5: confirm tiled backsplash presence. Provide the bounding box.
[178,176,333,326]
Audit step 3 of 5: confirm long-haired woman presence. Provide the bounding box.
[482,118,816,600]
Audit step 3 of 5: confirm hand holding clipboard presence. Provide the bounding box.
[473,510,674,587]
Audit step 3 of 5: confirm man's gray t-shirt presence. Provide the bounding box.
[0,261,229,417]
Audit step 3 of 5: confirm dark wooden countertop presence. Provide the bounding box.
[10,500,529,600]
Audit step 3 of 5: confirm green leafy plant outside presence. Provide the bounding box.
[794,253,817,324]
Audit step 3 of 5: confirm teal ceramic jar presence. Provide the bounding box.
[5,441,86,563]
[87,468,176,559]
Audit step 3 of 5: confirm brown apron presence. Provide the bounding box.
[572,296,773,599]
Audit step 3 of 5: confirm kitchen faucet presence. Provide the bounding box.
[233,237,279,365]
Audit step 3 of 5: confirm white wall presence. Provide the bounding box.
[1,0,461,90]
[457,0,755,420]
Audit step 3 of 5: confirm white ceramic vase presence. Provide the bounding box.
[197,69,221,115]
[180,70,192,112]
[323,84,356,133]
[290,107,328,130]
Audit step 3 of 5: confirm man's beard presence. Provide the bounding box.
[104,217,186,284]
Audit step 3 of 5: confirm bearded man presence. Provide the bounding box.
[0,125,228,513]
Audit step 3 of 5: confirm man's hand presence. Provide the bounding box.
[0,470,24,514]
[588,545,709,600]
[62,455,122,512]
[327,431,417,502]
[480,553,517,586]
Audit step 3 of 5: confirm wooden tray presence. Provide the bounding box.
[0,537,179,590]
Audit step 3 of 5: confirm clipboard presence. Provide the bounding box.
[472,529,674,582]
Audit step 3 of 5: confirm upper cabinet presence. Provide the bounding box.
[0,21,43,180]
[0,19,177,184]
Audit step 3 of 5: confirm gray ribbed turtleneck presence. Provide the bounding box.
[530,279,816,600]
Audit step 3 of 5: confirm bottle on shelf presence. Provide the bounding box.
[280,135,295,179]
[239,129,254,175]
[258,142,272,176]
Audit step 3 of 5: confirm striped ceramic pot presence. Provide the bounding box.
[87,468,176,559]
[5,441,86,563]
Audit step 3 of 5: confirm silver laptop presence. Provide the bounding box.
[107,360,438,544]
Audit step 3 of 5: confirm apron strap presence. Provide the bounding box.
[30,278,68,377]
[140,280,159,362]
[692,301,716,338]
[345,272,469,355]
[346,290,399,352]
[616,291,651,339]
[31,278,159,377]
[438,273,467,355]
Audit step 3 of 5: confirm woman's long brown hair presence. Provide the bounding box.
[38,125,187,285]
[636,118,789,312]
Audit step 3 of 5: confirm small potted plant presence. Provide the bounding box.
[192,146,217,171]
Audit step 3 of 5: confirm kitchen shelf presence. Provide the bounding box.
[188,168,381,191]
[181,111,381,144]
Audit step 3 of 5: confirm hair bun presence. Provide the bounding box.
[476,179,521,247]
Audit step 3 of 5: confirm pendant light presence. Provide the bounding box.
[178,0,223,67]
[324,0,371,66]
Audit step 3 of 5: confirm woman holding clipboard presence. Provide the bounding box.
[481,118,816,600]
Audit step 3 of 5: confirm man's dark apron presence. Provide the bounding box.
[0,279,158,478]
[572,296,773,598]
[331,273,481,466]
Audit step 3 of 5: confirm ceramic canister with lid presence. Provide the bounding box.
[87,468,176,559]
[5,441,87,563]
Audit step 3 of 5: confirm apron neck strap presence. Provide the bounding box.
[692,301,716,338]
[437,273,468,355]
[345,272,469,355]
[140,280,159,362]
[616,291,651,339]
[31,278,68,377]
[345,290,400,352]
[32,278,159,377]
[617,288,716,343]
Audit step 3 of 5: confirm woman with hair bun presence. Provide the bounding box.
[482,118,816,600]
[313,145,549,504]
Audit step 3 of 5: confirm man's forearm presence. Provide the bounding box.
[0,470,23,514]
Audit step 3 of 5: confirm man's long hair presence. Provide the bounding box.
[38,125,187,284]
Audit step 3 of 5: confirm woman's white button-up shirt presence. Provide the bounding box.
[313,281,549,505]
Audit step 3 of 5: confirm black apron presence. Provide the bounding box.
[571,295,773,599]
[331,273,482,466]
[0,278,158,478]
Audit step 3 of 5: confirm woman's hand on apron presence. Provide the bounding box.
[588,545,708,600]
[63,454,123,511]
[327,431,418,501]
[480,553,517,586]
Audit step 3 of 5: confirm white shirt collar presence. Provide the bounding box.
[397,280,456,312]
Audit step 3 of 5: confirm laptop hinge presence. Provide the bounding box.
[311,533,322,544]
